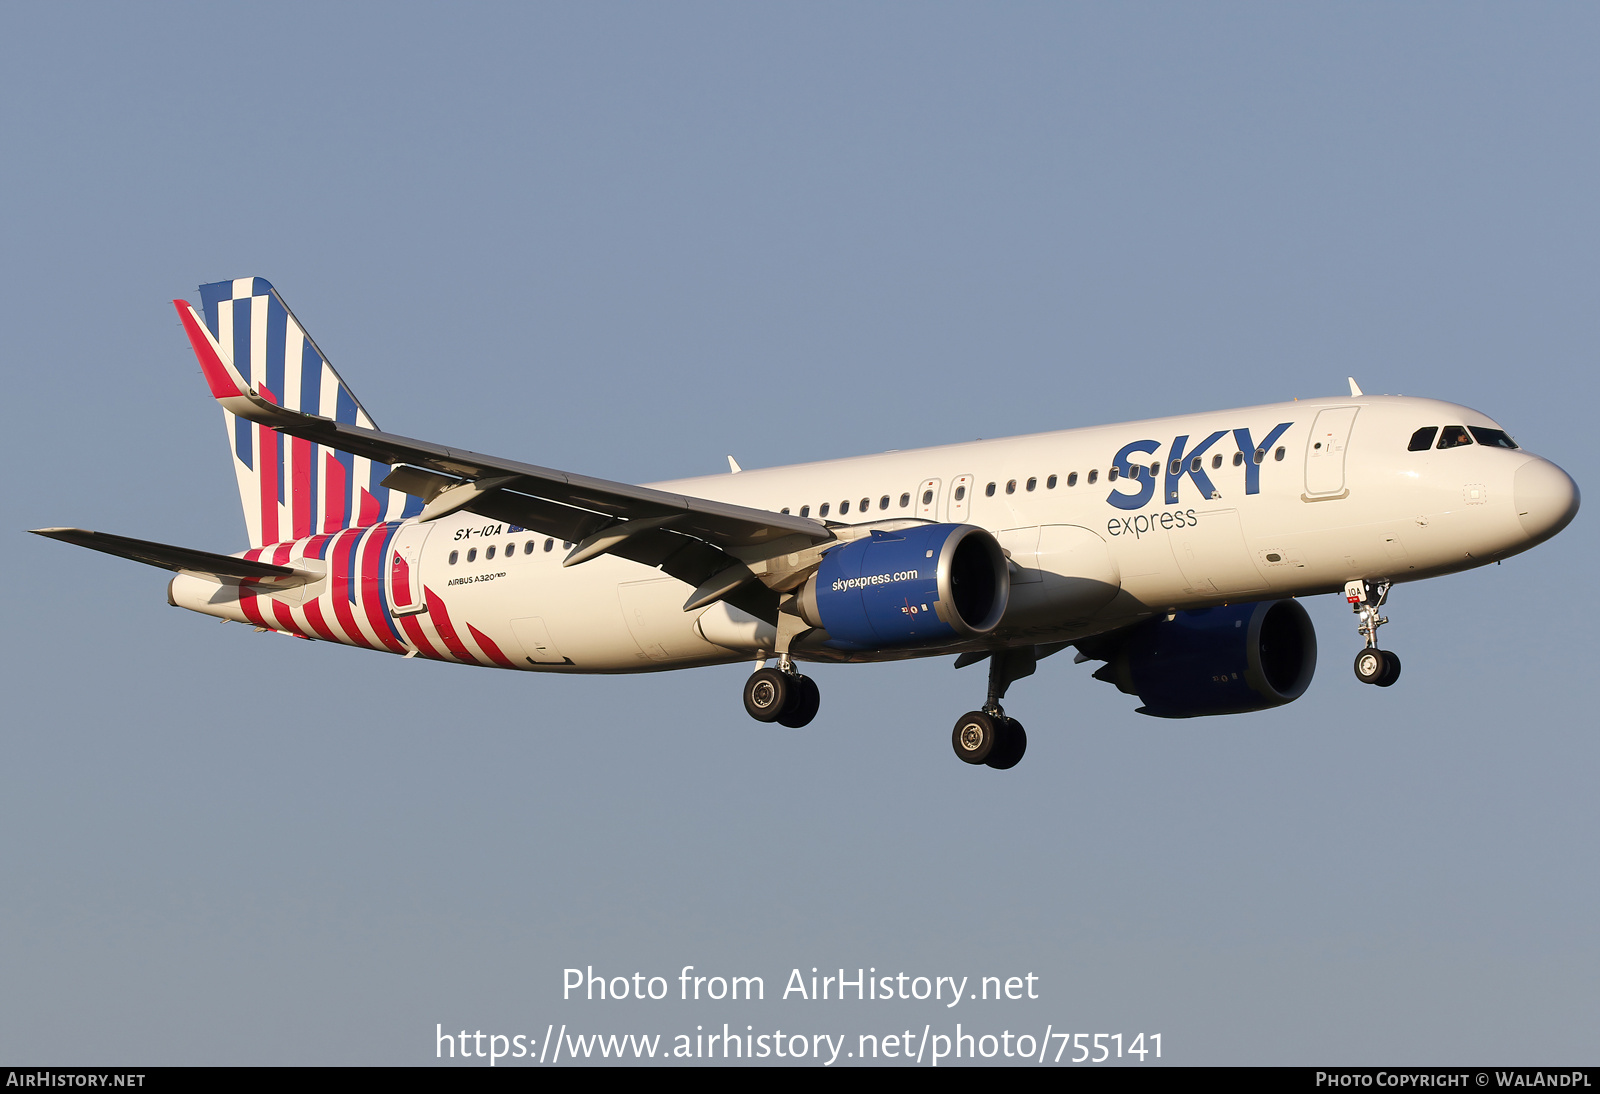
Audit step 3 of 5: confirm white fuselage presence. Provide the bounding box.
[169,394,1577,674]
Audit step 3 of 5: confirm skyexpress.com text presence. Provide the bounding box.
[832,570,919,592]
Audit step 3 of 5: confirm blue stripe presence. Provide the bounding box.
[231,300,251,386]
[233,414,253,469]
[198,281,232,337]
[264,296,286,408]
[400,491,423,518]
[335,385,357,425]
[299,340,323,418]
[251,277,274,296]
[263,299,287,506]
[367,462,392,521]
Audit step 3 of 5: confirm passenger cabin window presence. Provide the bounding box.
[1437,426,1473,450]
[485,546,496,560]
[781,507,790,514]
[1087,469,1098,484]
[1233,452,1245,467]
[1253,449,1265,465]
[1470,427,1518,449]
[1274,446,1286,461]
[985,482,996,496]
[1108,466,1119,482]
[449,550,459,565]
[840,500,850,514]
[860,497,869,512]
[954,485,966,501]
[1408,427,1438,451]
[545,538,554,552]
[922,490,934,505]
[1067,472,1078,487]
[1129,465,1140,480]
[800,505,810,517]
[899,493,910,508]
[467,548,477,562]
[879,495,890,510]
[1026,477,1037,491]
[1046,474,1058,489]
[819,503,830,517]
[1006,479,1017,493]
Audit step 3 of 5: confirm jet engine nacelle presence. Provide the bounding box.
[1088,599,1317,718]
[797,524,1009,651]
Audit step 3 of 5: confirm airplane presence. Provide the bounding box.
[33,278,1581,770]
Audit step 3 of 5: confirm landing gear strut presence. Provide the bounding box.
[1346,579,1401,687]
[742,613,821,728]
[951,647,1035,769]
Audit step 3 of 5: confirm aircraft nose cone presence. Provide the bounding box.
[1514,458,1580,543]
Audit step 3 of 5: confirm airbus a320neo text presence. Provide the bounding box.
[35,279,1580,769]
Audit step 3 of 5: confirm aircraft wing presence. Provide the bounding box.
[176,300,830,621]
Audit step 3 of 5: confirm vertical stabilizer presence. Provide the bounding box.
[193,278,421,547]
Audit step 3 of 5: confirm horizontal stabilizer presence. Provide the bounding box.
[29,528,298,581]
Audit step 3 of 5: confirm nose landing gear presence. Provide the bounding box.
[1346,579,1402,687]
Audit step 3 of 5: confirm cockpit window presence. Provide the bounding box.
[1408,427,1438,452]
[1469,426,1518,450]
[1436,425,1473,450]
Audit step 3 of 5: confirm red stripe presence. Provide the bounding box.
[270,597,303,634]
[422,587,477,662]
[467,623,518,669]
[327,528,370,648]
[292,436,313,540]
[358,486,380,527]
[263,543,309,636]
[399,613,447,660]
[359,528,406,653]
[237,547,268,628]
[258,423,280,546]
[390,551,414,609]
[302,598,338,642]
[323,453,347,534]
[173,301,246,398]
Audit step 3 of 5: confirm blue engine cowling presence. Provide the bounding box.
[1085,599,1317,718]
[796,524,1010,651]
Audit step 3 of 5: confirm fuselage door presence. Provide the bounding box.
[387,521,433,616]
[948,474,974,523]
[916,478,942,521]
[1305,406,1359,498]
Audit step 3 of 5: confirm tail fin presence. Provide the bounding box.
[190,278,421,547]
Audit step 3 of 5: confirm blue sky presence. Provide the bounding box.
[2,3,1595,1064]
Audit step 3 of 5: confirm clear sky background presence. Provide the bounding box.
[2,3,1595,1066]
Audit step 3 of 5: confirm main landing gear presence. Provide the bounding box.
[1346,579,1402,688]
[951,647,1035,770]
[742,658,821,729]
